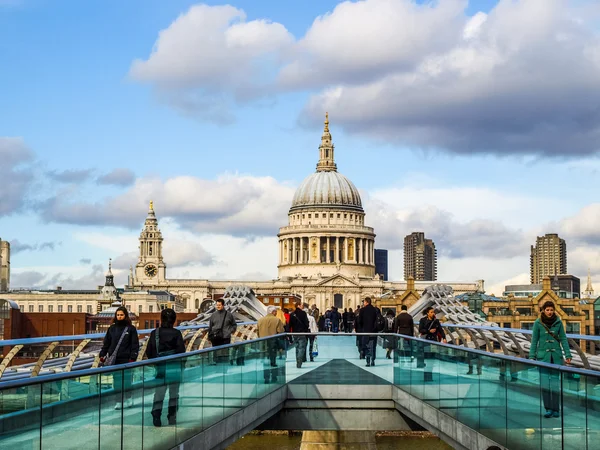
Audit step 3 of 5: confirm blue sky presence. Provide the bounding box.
[2,0,600,295]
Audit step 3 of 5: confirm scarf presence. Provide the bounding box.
[541,313,557,328]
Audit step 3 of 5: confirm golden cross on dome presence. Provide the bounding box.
[149,200,154,211]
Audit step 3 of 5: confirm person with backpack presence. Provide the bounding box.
[99,306,139,410]
[529,300,572,418]
[383,310,396,359]
[357,297,378,367]
[147,308,186,427]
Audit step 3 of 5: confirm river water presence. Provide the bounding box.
[227,432,453,449]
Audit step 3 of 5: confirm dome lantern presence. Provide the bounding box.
[290,114,363,213]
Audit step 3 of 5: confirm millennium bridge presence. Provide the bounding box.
[0,285,598,449]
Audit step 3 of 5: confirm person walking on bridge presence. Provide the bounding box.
[289,301,310,368]
[147,308,186,427]
[257,306,285,383]
[394,305,414,359]
[305,303,318,362]
[99,306,139,410]
[529,300,572,418]
[358,297,378,367]
[418,307,445,382]
[208,299,237,364]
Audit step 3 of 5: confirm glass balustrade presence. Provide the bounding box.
[0,335,287,450]
[0,332,599,450]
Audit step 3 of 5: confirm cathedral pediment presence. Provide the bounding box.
[315,274,360,287]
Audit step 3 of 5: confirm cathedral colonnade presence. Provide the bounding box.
[278,235,375,266]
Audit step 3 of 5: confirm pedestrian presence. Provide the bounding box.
[147,308,186,427]
[310,304,320,322]
[257,306,285,383]
[394,305,414,358]
[331,306,341,333]
[315,313,322,330]
[357,297,378,367]
[383,310,396,359]
[289,301,310,368]
[324,307,332,332]
[418,307,446,381]
[306,303,318,362]
[345,307,355,333]
[275,307,287,359]
[529,300,572,418]
[207,299,237,364]
[354,305,363,357]
[99,306,139,410]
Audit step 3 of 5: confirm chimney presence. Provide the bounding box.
[542,276,552,292]
[407,276,415,292]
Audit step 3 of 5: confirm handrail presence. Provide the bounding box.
[0,321,258,347]
[441,322,600,342]
[0,332,282,390]
[1,330,598,391]
[288,332,600,375]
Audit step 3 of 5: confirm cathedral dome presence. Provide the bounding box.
[290,171,363,212]
[289,113,363,213]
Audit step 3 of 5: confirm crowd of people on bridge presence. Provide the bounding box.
[97,295,574,429]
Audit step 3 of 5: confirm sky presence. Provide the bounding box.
[2,0,600,296]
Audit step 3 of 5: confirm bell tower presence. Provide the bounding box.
[135,201,166,286]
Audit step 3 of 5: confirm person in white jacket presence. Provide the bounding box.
[305,302,319,362]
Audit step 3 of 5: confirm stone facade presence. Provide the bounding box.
[129,115,483,312]
[478,277,594,350]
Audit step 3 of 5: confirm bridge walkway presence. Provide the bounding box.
[0,334,598,450]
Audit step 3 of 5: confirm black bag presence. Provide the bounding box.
[375,311,386,332]
[155,328,177,357]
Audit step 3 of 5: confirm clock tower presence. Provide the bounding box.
[135,201,166,286]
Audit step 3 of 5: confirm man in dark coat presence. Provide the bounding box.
[357,297,378,366]
[208,299,237,364]
[289,302,310,368]
[394,305,414,358]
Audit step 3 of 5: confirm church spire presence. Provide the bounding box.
[584,268,594,298]
[316,112,337,172]
[105,258,114,287]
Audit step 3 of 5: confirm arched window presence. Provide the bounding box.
[195,299,200,309]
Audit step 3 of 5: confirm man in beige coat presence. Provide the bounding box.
[258,306,284,383]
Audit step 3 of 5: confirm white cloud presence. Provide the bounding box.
[11,264,107,290]
[129,1,600,157]
[129,4,293,123]
[279,0,466,88]
[299,0,600,156]
[42,173,296,237]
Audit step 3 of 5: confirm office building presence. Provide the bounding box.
[530,233,567,284]
[374,249,388,281]
[404,232,437,281]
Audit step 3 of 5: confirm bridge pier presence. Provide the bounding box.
[300,431,377,450]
